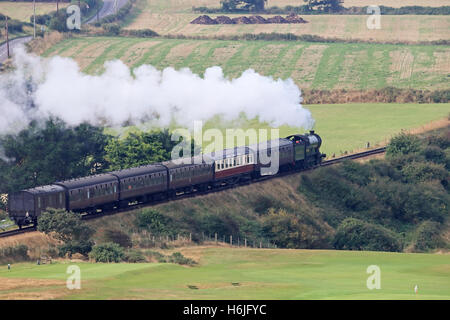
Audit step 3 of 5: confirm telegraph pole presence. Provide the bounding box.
[5,16,10,59]
[33,0,36,38]
[56,0,59,13]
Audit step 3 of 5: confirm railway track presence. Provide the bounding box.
[0,225,36,238]
[0,147,387,237]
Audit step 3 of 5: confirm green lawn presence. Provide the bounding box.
[42,37,450,90]
[1,248,449,299]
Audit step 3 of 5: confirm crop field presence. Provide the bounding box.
[0,2,63,22]
[42,37,450,90]
[0,247,449,299]
[124,0,450,42]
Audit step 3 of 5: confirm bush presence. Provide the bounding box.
[333,218,402,252]
[124,250,146,263]
[167,252,196,265]
[422,146,446,164]
[102,23,121,35]
[386,133,422,158]
[136,209,175,235]
[103,229,132,248]
[89,243,124,263]
[58,240,94,258]
[401,162,448,183]
[0,244,29,264]
[38,208,94,243]
[412,221,445,252]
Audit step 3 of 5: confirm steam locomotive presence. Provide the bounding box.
[8,131,325,227]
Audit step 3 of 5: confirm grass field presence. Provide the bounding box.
[0,247,449,299]
[0,2,63,22]
[42,37,450,90]
[124,0,450,42]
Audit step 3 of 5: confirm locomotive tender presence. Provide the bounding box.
[8,131,325,227]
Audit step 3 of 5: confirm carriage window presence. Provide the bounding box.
[87,190,90,199]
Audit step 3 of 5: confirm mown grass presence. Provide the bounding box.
[42,37,450,90]
[0,248,449,299]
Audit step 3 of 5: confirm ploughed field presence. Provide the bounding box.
[124,0,450,43]
[42,37,450,90]
[0,247,449,299]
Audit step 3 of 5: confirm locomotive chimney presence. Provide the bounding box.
[310,130,315,135]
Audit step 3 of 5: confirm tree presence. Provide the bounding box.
[104,129,193,171]
[303,0,343,12]
[0,119,110,193]
[221,0,267,12]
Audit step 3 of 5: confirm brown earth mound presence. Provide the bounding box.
[248,15,267,24]
[215,16,235,24]
[285,14,308,23]
[191,14,308,25]
[190,15,218,25]
[232,16,252,24]
[266,15,288,24]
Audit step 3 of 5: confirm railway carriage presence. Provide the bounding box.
[55,174,119,213]
[162,156,214,195]
[8,185,66,227]
[110,164,168,205]
[211,147,256,184]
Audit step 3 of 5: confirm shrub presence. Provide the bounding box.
[262,208,332,249]
[58,240,94,258]
[0,244,29,264]
[102,23,121,35]
[103,229,132,248]
[124,250,146,263]
[412,221,445,252]
[401,162,448,183]
[167,252,196,265]
[136,209,175,235]
[38,208,94,243]
[386,133,421,158]
[333,218,402,252]
[421,146,446,164]
[89,242,124,263]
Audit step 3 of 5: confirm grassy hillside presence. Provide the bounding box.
[0,247,449,299]
[124,0,450,43]
[42,37,450,90]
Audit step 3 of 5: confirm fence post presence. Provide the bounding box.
[189,233,192,242]
[237,237,240,247]
[215,233,217,244]
[259,241,262,249]
[230,235,232,246]
[245,238,247,248]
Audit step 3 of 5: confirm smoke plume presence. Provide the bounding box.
[0,47,314,135]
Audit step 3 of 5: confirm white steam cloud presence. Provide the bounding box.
[0,48,314,135]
